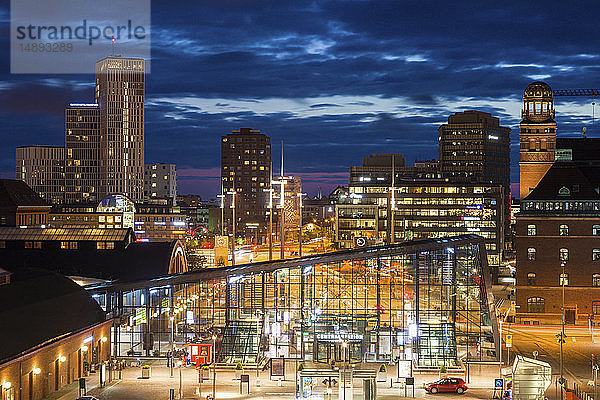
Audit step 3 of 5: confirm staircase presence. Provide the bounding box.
[219,319,262,364]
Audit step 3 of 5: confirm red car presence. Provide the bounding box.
[425,377,468,394]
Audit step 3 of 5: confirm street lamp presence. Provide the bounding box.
[212,335,217,400]
[227,190,237,266]
[342,341,347,400]
[297,193,305,257]
[557,261,567,399]
[177,360,183,400]
[264,186,274,261]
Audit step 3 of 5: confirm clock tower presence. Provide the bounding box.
[519,81,557,199]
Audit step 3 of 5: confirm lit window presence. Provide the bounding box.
[527,297,545,313]
[527,224,537,236]
[60,241,68,249]
[559,273,569,286]
[527,248,536,261]
[593,301,600,315]
[97,242,106,250]
[559,224,569,236]
[527,272,536,285]
[593,274,600,287]
[594,225,600,236]
[560,248,569,262]
[594,249,600,262]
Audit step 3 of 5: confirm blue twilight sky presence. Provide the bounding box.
[0,1,599,199]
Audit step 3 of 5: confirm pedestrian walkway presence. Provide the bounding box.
[74,359,505,400]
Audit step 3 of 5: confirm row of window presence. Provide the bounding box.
[527,223,600,236]
[527,297,600,314]
[526,272,600,286]
[527,247,600,262]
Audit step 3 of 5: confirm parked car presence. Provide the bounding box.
[425,377,468,394]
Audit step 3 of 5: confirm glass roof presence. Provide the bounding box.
[0,227,132,242]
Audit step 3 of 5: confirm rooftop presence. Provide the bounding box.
[0,227,134,242]
[0,179,49,208]
[0,267,105,364]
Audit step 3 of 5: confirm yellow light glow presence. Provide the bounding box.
[32,367,41,375]
[101,336,108,343]
[3,382,11,390]
[81,345,89,352]
[59,356,66,362]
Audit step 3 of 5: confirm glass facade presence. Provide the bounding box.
[90,235,498,367]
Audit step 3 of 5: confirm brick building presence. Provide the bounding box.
[0,268,111,400]
[516,161,600,325]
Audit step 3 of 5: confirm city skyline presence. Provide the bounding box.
[1,1,600,199]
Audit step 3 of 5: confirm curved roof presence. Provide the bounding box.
[0,268,105,364]
[0,238,185,282]
[524,81,553,98]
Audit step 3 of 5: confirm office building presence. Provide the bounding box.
[337,179,504,276]
[65,103,101,203]
[221,128,271,242]
[95,57,146,201]
[144,163,177,202]
[15,146,65,205]
[439,110,511,189]
[519,81,557,199]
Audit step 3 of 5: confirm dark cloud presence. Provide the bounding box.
[1,1,599,197]
[310,103,341,108]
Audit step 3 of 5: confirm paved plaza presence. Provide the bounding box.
[48,359,508,400]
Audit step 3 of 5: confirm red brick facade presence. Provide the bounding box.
[0,321,111,400]
[516,215,600,325]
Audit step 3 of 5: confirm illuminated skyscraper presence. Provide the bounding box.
[65,103,100,203]
[95,57,145,201]
[221,128,271,242]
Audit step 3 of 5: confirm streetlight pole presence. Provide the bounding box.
[266,163,274,261]
[279,140,285,260]
[227,189,236,266]
[212,335,217,400]
[297,193,304,257]
[219,183,225,237]
[560,261,566,400]
[390,155,395,244]
[178,360,183,400]
[342,341,347,400]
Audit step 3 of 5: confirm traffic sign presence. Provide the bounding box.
[495,378,504,389]
[354,237,367,248]
[506,334,512,348]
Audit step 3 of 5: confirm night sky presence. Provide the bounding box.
[1,1,599,199]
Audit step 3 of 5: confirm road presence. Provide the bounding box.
[508,323,599,397]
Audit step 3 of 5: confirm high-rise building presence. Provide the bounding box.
[95,57,145,201]
[519,81,557,199]
[15,146,65,205]
[144,163,177,202]
[221,128,271,242]
[65,103,100,203]
[16,56,147,205]
[439,110,511,189]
